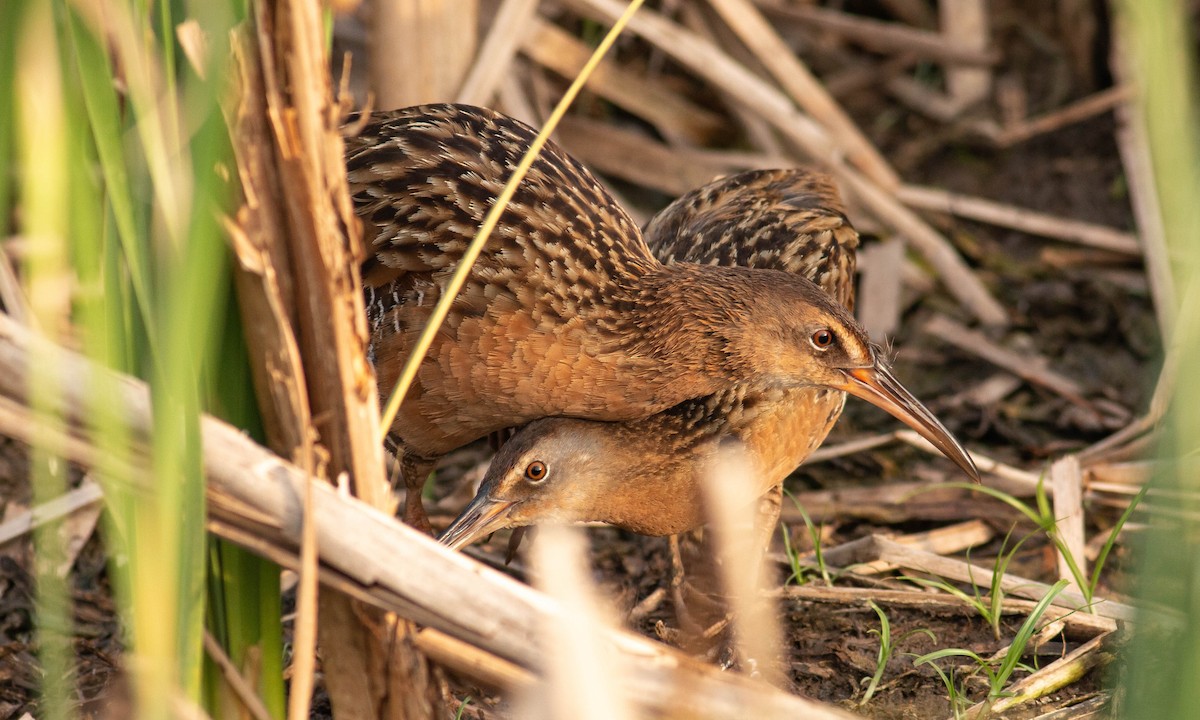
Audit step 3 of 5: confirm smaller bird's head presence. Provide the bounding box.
[438,418,699,550]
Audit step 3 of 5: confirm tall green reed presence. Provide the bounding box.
[1115,0,1200,717]
[7,0,282,717]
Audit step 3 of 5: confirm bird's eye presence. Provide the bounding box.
[810,329,835,349]
[524,461,548,483]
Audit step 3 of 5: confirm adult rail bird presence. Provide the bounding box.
[440,169,977,549]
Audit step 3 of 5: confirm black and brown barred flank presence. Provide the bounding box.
[646,168,858,309]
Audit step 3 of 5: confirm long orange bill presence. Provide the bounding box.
[438,494,517,551]
[836,361,980,482]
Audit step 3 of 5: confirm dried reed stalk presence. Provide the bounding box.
[705,0,900,189]
[1050,456,1087,596]
[231,0,439,715]
[965,632,1117,718]
[564,0,1009,326]
[527,526,636,720]
[938,0,991,108]
[555,115,736,196]
[522,17,725,144]
[759,2,998,66]
[456,0,538,105]
[896,184,1141,255]
[370,0,477,107]
[922,315,1094,410]
[700,448,786,689]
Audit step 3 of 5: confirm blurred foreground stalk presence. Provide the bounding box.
[1115,0,1200,717]
[17,4,75,720]
[6,0,281,716]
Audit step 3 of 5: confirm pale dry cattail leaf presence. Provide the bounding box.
[525,525,636,720]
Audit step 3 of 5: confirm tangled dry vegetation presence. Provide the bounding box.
[0,1,1174,719]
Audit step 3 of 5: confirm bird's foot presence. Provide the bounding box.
[401,495,435,535]
[505,526,533,564]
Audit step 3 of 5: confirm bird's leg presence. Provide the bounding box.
[505,526,532,565]
[400,452,438,534]
[667,534,706,639]
[752,484,784,577]
[669,485,786,666]
[669,528,732,661]
[487,426,515,452]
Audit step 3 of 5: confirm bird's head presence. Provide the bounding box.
[438,418,699,550]
[696,270,978,481]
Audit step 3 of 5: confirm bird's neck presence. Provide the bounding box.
[587,425,709,537]
[615,263,752,386]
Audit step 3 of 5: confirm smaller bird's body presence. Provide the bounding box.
[441,169,978,549]
[476,383,845,537]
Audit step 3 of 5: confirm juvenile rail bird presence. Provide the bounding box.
[347,105,958,532]
[440,169,978,549]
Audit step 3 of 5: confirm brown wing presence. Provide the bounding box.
[348,104,657,321]
[643,169,859,310]
[347,105,709,454]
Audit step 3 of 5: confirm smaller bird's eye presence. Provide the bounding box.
[524,461,548,483]
[810,329,835,349]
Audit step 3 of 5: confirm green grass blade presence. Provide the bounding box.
[860,601,891,706]
[18,4,77,717]
[922,662,967,720]
[1089,487,1146,595]
[994,579,1069,691]
[155,0,177,94]
[780,523,805,585]
[902,575,991,619]
[150,69,237,715]
[1115,3,1200,707]
[64,7,156,348]
[914,647,987,666]
[0,0,19,226]
[783,487,832,585]
[1034,474,1053,525]
[921,481,1047,529]
[205,295,284,718]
